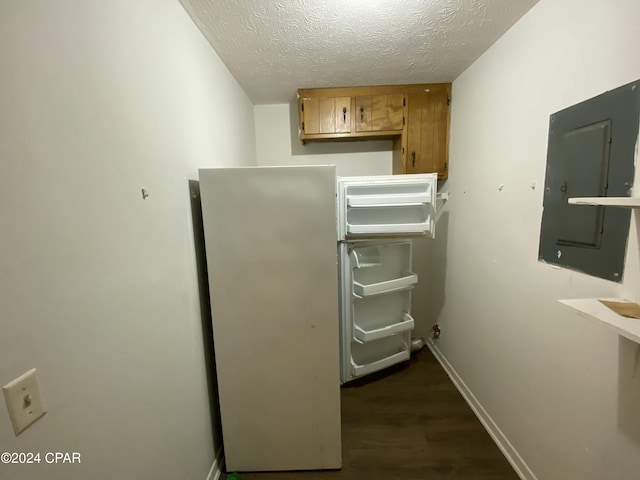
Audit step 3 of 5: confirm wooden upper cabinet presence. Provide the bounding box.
[298,84,450,178]
[298,87,406,140]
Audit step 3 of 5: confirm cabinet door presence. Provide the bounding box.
[302,96,351,135]
[357,95,405,132]
[405,90,449,177]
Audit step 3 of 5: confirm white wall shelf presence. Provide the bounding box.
[568,197,640,207]
[559,298,640,344]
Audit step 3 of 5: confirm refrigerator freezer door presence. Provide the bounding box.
[339,241,414,383]
[337,173,438,240]
[199,166,341,472]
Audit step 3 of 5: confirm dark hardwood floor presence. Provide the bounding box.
[235,348,519,480]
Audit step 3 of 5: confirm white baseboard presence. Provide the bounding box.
[427,340,537,480]
[206,447,224,480]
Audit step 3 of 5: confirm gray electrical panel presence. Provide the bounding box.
[538,80,639,282]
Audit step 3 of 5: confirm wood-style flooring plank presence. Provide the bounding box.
[234,348,519,480]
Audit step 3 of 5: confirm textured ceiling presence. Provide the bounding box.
[179,0,539,104]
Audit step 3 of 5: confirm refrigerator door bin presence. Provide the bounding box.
[353,312,415,343]
[346,205,430,237]
[345,180,433,204]
[350,248,381,268]
[351,242,413,290]
[347,191,431,207]
[350,334,410,377]
[353,273,417,297]
[352,289,412,334]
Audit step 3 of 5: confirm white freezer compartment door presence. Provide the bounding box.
[338,173,437,239]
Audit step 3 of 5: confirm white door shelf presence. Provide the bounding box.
[568,197,640,207]
[353,273,417,297]
[347,222,430,235]
[350,344,410,377]
[559,298,640,344]
[347,191,432,207]
[353,312,415,343]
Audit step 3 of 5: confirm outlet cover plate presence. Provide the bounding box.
[2,368,46,435]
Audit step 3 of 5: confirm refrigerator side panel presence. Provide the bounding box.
[199,166,341,472]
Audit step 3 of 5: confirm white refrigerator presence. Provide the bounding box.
[336,173,439,384]
[199,166,342,472]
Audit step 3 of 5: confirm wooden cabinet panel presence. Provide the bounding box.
[319,97,336,134]
[301,96,351,135]
[355,96,372,132]
[318,97,351,134]
[302,97,321,134]
[387,94,404,130]
[406,93,423,174]
[334,97,351,133]
[371,94,404,131]
[371,95,386,130]
[432,89,449,178]
[356,95,406,132]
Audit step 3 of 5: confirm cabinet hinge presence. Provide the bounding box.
[302,121,305,130]
[301,102,304,112]
[444,161,448,171]
[403,116,405,126]
[403,97,406,107]
[447,96,451,106]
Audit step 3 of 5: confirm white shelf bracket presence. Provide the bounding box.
[435,191,449,224]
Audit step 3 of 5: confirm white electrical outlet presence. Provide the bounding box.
[2,368,46,435]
